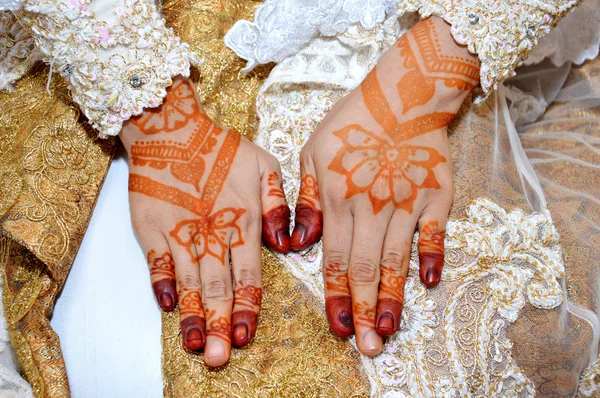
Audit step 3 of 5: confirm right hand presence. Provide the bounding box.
[290,17,480,356]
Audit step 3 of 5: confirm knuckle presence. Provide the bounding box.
[348,260,379,284]
[324,251,350,270]
[203,279,233,301]
[178,274,201,290]
[380,250,406,268]
[234,268,261,287]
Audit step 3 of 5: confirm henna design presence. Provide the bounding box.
[297,174,320,207]
[178,278,206,351]
[147,250,177,311]
[130,79,200,134]
[328,68,452,215]
[206,308,232,344]
[262,205,291,253]
[418,220,445,286]
[267,171,286,198]
[231,283,263,347]
[129,130,245,265]
[397,18,479,114]
[130,111,222,191]
[375,266,406,336]
[291,173,323,251]
[324,263,354,338]
[353,300,376,329]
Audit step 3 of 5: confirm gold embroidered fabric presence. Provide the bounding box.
[0,66,116,397]
[160,1,369,396]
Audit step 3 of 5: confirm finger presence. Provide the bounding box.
[200,253,234,367]
[322,205,354,339]
[375,211,416,336]
[291,156,323,251]
[417,203,450,287]
[348,211,390,356]
[170,245,206,352]
[230,221,262,347]
[142,237,177,311]
[259,154,291,253]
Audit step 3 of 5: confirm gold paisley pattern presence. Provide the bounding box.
[0,66,116,397]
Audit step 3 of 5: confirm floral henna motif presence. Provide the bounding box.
[129,130,245,265]
[130,111,222,191]
[231,283,263,347]
[353,301,376,329]
[324,263,354,338]
[130,78,200,134]
[397,18,479,114]
[206,308,232,344]
[418,220,445,286]
[328,68,453,215]
[297,174,320,207]
[267,171,286,198]
[147,250,177,311]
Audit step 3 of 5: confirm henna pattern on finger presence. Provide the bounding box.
[178,278,206,351]
[291,173,323,251]
[353,301,377,329]
[206,308,232,344]
[232,283,263,347]
[147,250,177,311]
[267,171,286,198]
[418,220,445,286]
[131,79,200,134]
[376,266,406,336]
[324,263,354,338]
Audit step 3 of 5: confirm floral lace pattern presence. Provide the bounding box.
[225,0,580,102]
[0,12,40,91]
[579,357,600,397]
[250,16,568,396]
[15,0,200,137]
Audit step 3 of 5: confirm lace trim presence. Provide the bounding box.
[0,12,41,91]
[225,0,581,103]
[17,0,201,138]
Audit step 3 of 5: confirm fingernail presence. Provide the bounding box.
[293,223,306,244]
[376,314,394,333]
[362,329,382,355]
[160,293,174,310]
[233,323,248,345]
[339,309,353,329]
[185,328,205,351]
[276,229,290,252]
[425,269,439,285]
[207,340,226,359]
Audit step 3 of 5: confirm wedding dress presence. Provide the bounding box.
[0,0,599,396]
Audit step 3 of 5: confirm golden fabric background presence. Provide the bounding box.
[0,66,116,397]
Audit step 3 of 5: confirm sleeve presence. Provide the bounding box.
[0,11,41,91]
[13,0,201,138]
[224,0,582,103]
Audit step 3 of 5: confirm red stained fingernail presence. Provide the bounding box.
[181,316,206,351]
[262,206,291,253]
[425,269,439,285]
[291,223,306,246]
[153,279,177,311]
[376,314,394,333]
[233,323,248,346]
[326,296,354,338]
[160,293,174,311]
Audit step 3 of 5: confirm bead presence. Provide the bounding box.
[129,74,143,88]
[526,26,536,37]
[468,13,479,25]
[62,64,74,75]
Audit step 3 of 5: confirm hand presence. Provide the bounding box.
[290,17,480,355]
[120,76,291,367]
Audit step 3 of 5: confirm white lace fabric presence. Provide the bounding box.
[225,0,581,103]
[0,12,40,92]
[2,0,200,138]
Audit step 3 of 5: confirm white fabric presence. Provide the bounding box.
[0,0,23,11]
[50,148,163,398]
